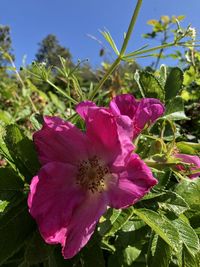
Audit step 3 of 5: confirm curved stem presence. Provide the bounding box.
[90,0,143,100]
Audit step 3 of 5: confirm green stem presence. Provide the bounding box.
[90,57,121,100]
[123,42,175,59]
[46,79,78,104]
[90,0,143,100]
[120,0,143,56]
[144,160,176,170]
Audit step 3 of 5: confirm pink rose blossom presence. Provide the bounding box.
[174,153,200,179]
[76,94,165,139]
[28,107,157,259]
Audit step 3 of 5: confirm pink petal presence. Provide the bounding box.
[33,116,89,166]
[108,154,157,209]
[76,101,97,120]
[133,98,165,138]
[28,162,86,245]
[85,107,134,165]
[175,153,200,179]
[62,193,108,259]
[109,94,138,117]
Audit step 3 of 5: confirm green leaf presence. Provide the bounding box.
[165,67,183,100]
[0,168,24,214]
[0,200,9,212]
[48,247,80,267]
[156,191,189,216]
[30,113,44,131]
[163,96,189,121]
[176,142,200,155]
[98,208,121,236]
[153,169,172,190]
[173,218,200,256]
[182,244,199,267]
[4,125,40,182]
[139,71,165,101]
[81,243,105,267]
[175,179,200,211]
[101,30,119,55]
[25,231,51,264]
[99,208,134,237]
[0,110,13,124]
[0,167,23,200]
[0,199,35,265]
[108,246,141,267]
[147,235,172,267]
[49,92,65,111]
[133,209,181,252]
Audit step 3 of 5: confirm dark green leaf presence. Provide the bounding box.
[148,235,172,267]
[0,199,35,265]
[82,243,105,267]
[25,231,51,264]
[182,244,199,267]
[165,67,183,100]
[139,71,165,101]
[4,125,40,182]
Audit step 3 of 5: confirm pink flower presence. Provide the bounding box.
[76,94,165,139]
[28,107,157,259]
[174,153,200,179]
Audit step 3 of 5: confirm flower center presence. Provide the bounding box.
[76,156,109,193]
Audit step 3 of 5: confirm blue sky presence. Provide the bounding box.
[1,0,199,68]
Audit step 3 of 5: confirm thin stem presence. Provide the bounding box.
[90,0,143,100]
[123,42,175,59]
[154,29,168,69]
[46,79,78,104]
[120,0,143,56]
[89,57,121,100]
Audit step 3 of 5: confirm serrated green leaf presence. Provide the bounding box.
[148,235,172,267]
[173,218,200,256]
[99,208,134,237]
[175,179,200,211]
[153,169,172,190]
[157,191,189,216]
[165,67,183,100]
[133,209,181,252]
[139,71,165,101]
[98,208,121,236]
[182,244,199,267]
[163,96,189,121]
